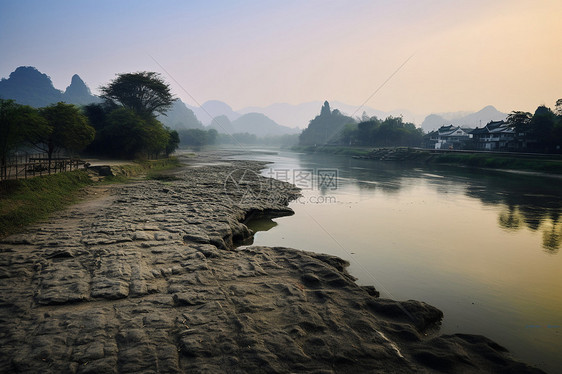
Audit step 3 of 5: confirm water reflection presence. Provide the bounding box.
[245,217,278,233]
[498,205,522,230]
[241,216,279,247]
[459,173,562,253]
[293,153,562,253]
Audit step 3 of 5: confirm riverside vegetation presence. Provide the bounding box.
[293,146,562,174]
[0,151,546,373]
[0,157,180,238]
[1,71,181,178]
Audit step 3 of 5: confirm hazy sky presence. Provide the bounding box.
[1,0,561,119]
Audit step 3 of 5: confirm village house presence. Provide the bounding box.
[426,125,473,149]
[470,121,515,150]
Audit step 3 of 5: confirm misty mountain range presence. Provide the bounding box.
[0,66,101,108]
[0,66,509,136]
[0,67,299,136]
[420,105,508,132]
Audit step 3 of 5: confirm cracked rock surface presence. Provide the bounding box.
[0,153,545,373]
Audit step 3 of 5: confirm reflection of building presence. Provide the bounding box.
[470,121,515,150]
[426,125,473,149]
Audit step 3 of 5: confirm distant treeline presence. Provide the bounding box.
[299,100,562,153]
[216,132,299,147]
[299,101,422,147]
[175,128,299,147]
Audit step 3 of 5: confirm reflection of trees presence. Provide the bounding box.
[497,206,560,252]
[300,153,562,252]
[463,172,562,253]
[542,222,561,253]
[542,210,561,253]
[498,205,521,230]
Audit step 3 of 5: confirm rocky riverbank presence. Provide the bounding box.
[0,152,545,373]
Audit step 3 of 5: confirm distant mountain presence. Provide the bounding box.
[421,105,508,132]
[186,100,240,126]
[230,113,299,137]
[62,74,101,105]
[0,66,63,107]
[207,112,298,137]
[158,100,203,130]
[0,66,100,107]
[460,106,508,127]
[207,115,235,134]
[239,101,418,129]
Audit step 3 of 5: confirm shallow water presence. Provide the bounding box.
[231,149,562,373]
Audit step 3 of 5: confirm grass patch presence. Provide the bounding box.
[143,157,182,180]
[0,171,93,237]
[0,157,183,238]
[100,157,182,182]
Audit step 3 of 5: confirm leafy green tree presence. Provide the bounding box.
[97,108,169,159]
[144,116,170,158]
[165,129,180,156]
[100,72,175,117]
[30,102,94,168]
[0,99,47,179]
[99,108,143,157]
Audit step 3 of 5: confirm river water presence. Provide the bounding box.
[230,149,562,373]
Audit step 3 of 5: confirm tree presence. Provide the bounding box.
[31,102,95,168]
[207,129,218,144]
[95,108,170,159]
[555,98,562,116]
[165,129,180,157]
[178,128,216,146]
[531,106,557,152]
[144,116,170,158]
[507,106,561,152]
[0,99,47,179]
[100,72,175,117]
[340,123,358,145]
[506,111,533,132]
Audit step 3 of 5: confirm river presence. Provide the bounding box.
[229,148,562,373]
